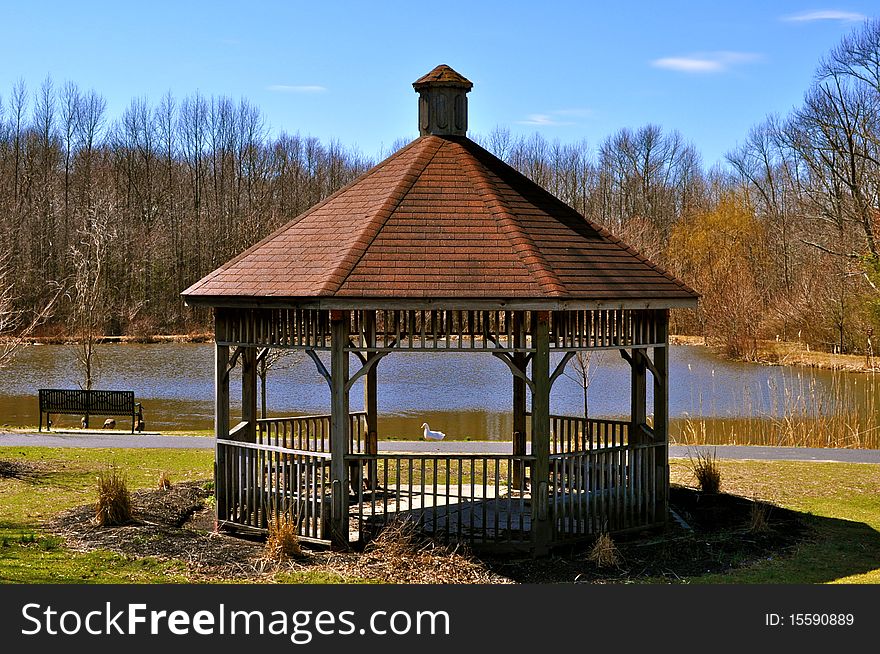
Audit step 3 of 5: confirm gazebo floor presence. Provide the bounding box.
[350,484,633,548]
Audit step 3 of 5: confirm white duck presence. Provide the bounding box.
[420,422,446,440]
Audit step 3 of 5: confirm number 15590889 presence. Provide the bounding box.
[765,613,854,627]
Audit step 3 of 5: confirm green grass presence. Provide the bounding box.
[3,426,215,437]
[0,447,368,584]
[2,448,879,584]
[0,447,213,583]
[669,458,880,584]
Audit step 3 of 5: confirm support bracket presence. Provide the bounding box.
[345,350,389,393]
[226,346,245,376]
[621,347,664,388]
[492,351,535,393]
[306,349,332,388]
[549,351,576,389]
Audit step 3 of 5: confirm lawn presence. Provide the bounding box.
[0,447,212,583]
[1,447,878,584]
[668,458,880,584]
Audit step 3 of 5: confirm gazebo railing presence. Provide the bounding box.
[549,441,662,540]
[524,413,632,454]
[256,412,368,453]
[216,438,332,543]
[346,453,534,548]
[218,412,660,550]
[548,415,630,454]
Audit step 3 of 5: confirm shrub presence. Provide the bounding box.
[265,512,301,561]
[95,468,133,526]
[690,449,721,494]
[587,532,620,568]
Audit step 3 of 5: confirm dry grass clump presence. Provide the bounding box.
[157,471,172,491]
[587,532,620,568]
[748,500,771,533]
[690,449,722,494]
[264,513,302,562]
[352,518,506,584]
[95,468,133,526]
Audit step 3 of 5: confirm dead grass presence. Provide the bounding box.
[95,468,133,526]
[344,518,510,584]
[757,340,878,372]
[264,513,302,562]
[690,449,722,494]
[587,532,620,568]
[749,500,771,534]
[157,472,172,491]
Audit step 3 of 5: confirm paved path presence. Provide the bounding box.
[1,431,879,463]
[0,431,213,449]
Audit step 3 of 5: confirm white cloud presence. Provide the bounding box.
[782,10,867,23]
[514,108,591,126]
[266,85,328,93]
[651,51,761,74]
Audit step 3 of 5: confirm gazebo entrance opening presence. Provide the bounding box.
[212,306,669,555]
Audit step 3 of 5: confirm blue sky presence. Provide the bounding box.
[1,1,876,167]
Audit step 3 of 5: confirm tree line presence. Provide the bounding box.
[0,86,373,337]
[1,19,879,358]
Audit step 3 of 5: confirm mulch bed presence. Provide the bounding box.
[483,486,808,583]
[49,482,808,584]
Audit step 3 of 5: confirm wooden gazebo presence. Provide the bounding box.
[182,65,698,555]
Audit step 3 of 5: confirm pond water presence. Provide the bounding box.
[1,343,878,446]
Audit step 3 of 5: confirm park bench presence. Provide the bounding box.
[38,389,144,433]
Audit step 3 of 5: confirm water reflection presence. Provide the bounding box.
[0,343,877,444]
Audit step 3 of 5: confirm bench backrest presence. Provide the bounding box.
[39,389,135,415]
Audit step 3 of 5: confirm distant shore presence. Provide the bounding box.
[13,332,213,345]
[11,331,879,373]
[670,334,880,373]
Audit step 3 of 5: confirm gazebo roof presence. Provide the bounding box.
[183,66,698,309]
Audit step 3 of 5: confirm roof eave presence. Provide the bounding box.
[182,294,699,311]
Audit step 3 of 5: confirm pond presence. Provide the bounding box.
[1,343,878,447]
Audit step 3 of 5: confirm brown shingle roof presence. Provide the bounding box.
[182,134,699,307]
[413,65,473,90]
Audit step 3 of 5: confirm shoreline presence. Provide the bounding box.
[12,332,213,345]
[9,332,878,374]
[670,334,880,374]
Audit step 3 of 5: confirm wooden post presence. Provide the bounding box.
[512,431,526,490]
[512,311,527,488]
[241,346,257,443]
[329,310,350,548]
[531,310,552,556]
[363,311,378,485]
[631,348,647,444]
[214,310,230,528]
[653,310,669,523]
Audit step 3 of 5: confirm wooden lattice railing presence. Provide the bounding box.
[256,411,368,454]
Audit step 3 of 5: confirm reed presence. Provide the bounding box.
[673,368,880,449]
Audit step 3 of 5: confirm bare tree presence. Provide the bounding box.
[257,348,303,418]
[562,351,601,419]
[69,199,116,401]
[0,253,60,369]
